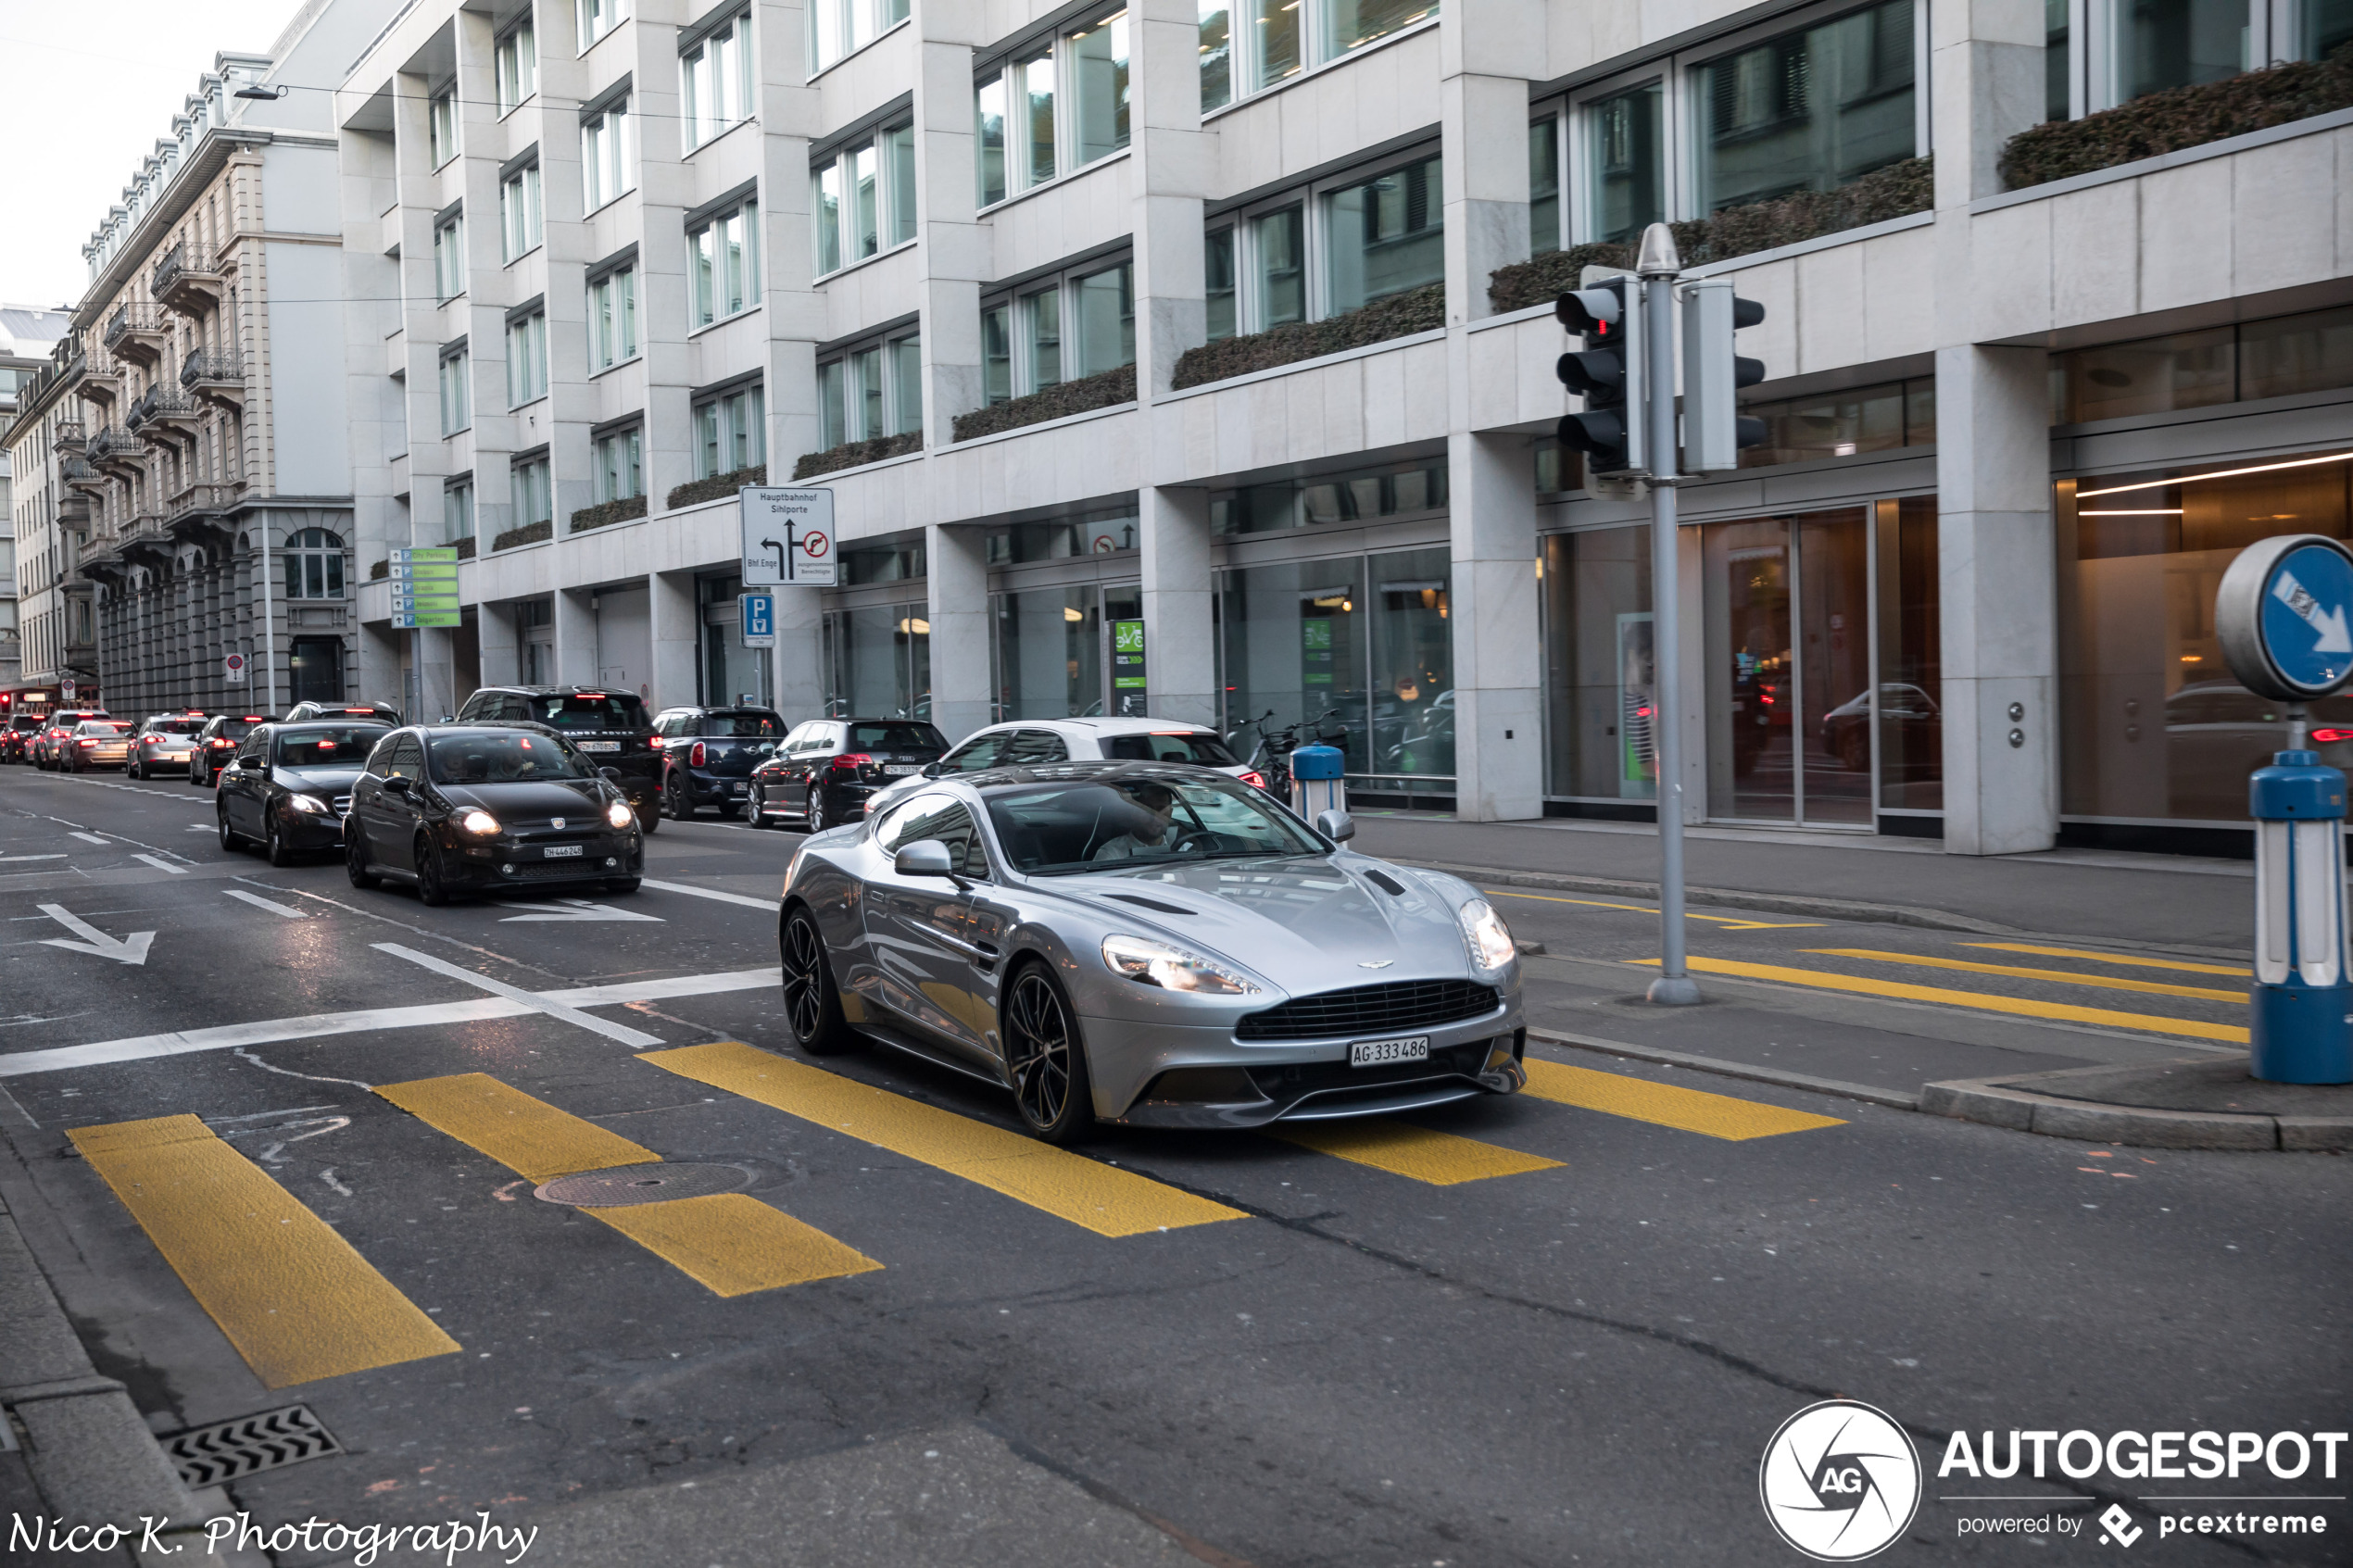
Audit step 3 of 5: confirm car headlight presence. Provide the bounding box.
[286,793,330,815]
[458,808,501,836]
[605,798,634,829]
[1458,898,1517,971]
[1101,935,1259,995]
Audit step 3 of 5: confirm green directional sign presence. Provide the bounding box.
[1112,619,1147,715]
[390,546,462,629]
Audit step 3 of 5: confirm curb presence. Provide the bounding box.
[1917,1075,2353,1150]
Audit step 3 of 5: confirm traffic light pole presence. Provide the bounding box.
[1641,234,1700,1006]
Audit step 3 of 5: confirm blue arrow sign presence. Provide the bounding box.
[2260,543,2353,694]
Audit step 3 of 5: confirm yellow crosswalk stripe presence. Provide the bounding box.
[642,1042,1244,1238]
[1267,1121,1563,1184]
[1521,1060,1845,1140]
[375,1073,879,1297]
[1634,957,2248,1043]
[68,1115,458,1388]
[1484,888,1822,929]
[1961,943,2250,978]
[1804,947,2246,1003]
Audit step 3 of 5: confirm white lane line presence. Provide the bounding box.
[132,853,189,875]
[0,966,779,1078]
[224,889,308,919]
[641,877,774,910]
[371,942,665,1048]
[69,833,108,846]
[0,856,68,863]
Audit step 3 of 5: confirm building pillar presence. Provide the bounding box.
[1930,0,2048,207]
[1936,343,2057,856]
[553,585,598,685]
[1439,6,1534,326]
[472,602,519,690]
[648,570,698,712]
[773,582,824,722]
[926,523,989,742]
[1446,431,1542,821]
[912,19,989,445]
[1129,0,1213,395]
[416,625,460,721]
[1139,485,1214,727]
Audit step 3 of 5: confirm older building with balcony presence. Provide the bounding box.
[338,0,2353,853]
[67,9,384,721]
[1,307,80,710]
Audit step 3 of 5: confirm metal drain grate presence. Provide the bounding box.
[165,1404,342,1487]
[535,1161,751,1207]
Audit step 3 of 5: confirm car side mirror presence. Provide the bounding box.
[922,761,943,777]
[384,774,412,795]
[894,840,958,878]
[1316,809,1355,844]
[600,766,623,782]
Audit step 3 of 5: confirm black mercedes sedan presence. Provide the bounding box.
[217,720,393,865]
[345,725,644,905]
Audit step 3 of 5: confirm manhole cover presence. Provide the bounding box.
[165,1404,342,1486]
[535,1161,750,1207]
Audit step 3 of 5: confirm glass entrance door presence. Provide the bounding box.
[1703,508,1871,825]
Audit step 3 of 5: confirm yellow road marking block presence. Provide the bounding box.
[1521,1060,1845,1140]
[1962,943,2250,978]
[642,1042,1244,1238]
[1632,957,2248,1044]
[1267,1121,1563,1184]
[1803,948,2246,1004]
[1484,888,1821,929]
[68,1115,458,1388]
[375,1073,878,1296]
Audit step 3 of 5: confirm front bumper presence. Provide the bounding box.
[449,831,644,886]
[279,807,349,847]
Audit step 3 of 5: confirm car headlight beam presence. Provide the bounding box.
[286,793,330,815]
[1101,934,1260,995]
[605,798,634,829]
[1458,898,1517,971]
[458,808,501,836]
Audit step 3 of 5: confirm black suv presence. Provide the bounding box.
[748,718,949,833]
[650,706,786,820]
[0,713,44,764]
[453,685,662,831]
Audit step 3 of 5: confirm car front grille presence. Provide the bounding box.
[331,796,352,815]
[1246,1040,1494,1097]
[1235,979,1501,1042]
[507,860,616,881]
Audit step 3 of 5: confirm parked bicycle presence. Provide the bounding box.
[1233,708,1345,801]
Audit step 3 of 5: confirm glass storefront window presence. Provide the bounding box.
[994,585,1103,721]
[1692,0,1915,217]
[987,509,1139,564]
[1211,456,1447,534]
[700,573,768,707]
[824,601,930,720]
[2059,449,2353,823]
[1541,527,1655,800]
[1742,378,1934,468]
[1367,548,1453,784]
[1875,496,1942,809]
[2051,306,2353,423]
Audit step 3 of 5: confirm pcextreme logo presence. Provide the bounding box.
[1759,1400,1924,1561]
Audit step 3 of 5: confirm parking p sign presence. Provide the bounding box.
[740,486,837,586]
[740,592,775,648]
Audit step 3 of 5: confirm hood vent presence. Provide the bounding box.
[1104,893,1195,916]
[1365,870,1407,897]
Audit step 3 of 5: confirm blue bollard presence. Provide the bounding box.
[2249,749,2353,1085]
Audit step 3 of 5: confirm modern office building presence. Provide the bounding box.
[337,0,2353,853]
[0,307,75,705]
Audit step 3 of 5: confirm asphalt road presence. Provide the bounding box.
[0,766,2346,1568]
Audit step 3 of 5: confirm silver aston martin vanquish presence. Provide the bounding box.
[777,761,1528,1143]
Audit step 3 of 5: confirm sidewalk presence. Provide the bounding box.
[1350,813,2255,952]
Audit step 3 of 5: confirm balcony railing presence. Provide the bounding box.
[103,306,157,349]
[125,384,195,429]
[180,348,241,387]
[166,481,233,520]
[55,420,85,448]
[86,426,139,464]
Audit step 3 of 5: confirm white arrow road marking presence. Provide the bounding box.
[2272,567,2353,654]
[68,833,108,847]
[499,898,664,923]
[641,877,774,910]
[224,889,308,919]
[132,854,189,876]
[372,942,665,1047]
[34,904,156,966]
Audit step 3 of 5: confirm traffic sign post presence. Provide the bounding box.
[390,546,461,629]
[2219,533,2353,1084]
[223,652,248,685]
[740,487,837,587]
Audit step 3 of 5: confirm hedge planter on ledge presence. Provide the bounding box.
[951,364,1135,443]
[1170,283,1444,391]
[2000,45,2353,190]
[793,431,921,479]
[491,520,553,552]
[570,495,647,533]
[665,464,765,510]
[1486,157,1933,312]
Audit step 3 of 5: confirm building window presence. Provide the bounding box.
[587,263,639,371]
[1204,150,1436,336]
[1529,115,1561,255]
[578,0,627,49]
[438,347,470,435]
[1741,377,1935,467]
[683,11,754,148]
[1324,153,1441,315]
[975,9,1128,208]
[695,383,766,477]
[812,0,910,72]
[815,331,920,447]
[689,196,760,328]
[1692,0,1915,218]
[433,211,465,301]
[444,477,475,544]
[506,310,547,408]
[428,85,459,167]
[813,120,914,274]
[581,99,634,211]
[501,164,543,260]
[979,258,1129,403]
[283,527,346,600]
[1200,0,1233,111]
[497,21,537,115]
[2051,305,2353,424]
[511,454,552,526]
[1204,225,1237,341]
[1211,0,1431,107]
[594,426,644,502]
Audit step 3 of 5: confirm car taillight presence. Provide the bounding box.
[1240,770,1267,791]
[78,739,95,747]
[690,741,706,767]
[832,752,872,772]
[2315,729,2353,743]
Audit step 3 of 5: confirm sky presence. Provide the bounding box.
[0,0,310,310]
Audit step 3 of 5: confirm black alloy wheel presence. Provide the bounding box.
[346,824,380,888]
[780,907,853,1054]
[1003,965,1094,1145]
[266,811,297,869]
[665,772,693,821]
[218,799,244,852]
[748,786,772,828]
[414,835,451,906]
[805,786,828,835]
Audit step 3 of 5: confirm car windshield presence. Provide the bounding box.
[706,710,784,737]
[78,721,131,736]
[428,732,590,784]
[1100,732,1241,766]
[847,721,945,751]
[276,726,386,767]
[526,694,646,732]
[983,776,1325,875]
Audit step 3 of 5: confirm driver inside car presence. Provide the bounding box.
[1090,783,1184,861]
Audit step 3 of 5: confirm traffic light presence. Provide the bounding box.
[1680,278,1768,473]
[1554,278,1644,476]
